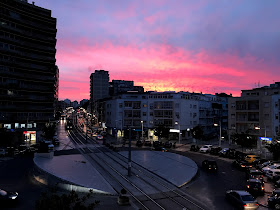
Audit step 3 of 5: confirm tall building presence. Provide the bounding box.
[0,0,58,144]
[228,82,280,140]
[90,70,109,102]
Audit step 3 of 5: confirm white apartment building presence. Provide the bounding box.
[104,91,226,141]
[228,82,280,140]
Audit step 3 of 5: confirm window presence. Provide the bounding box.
[150,112,153,116]
[264,102,269,108]
[231,114,235,119]
[190,104,192,108]
[276,114,279,120]
[231,103,235,108]
[143,112,146,116]
[265,114,269,120]
[193,113,197,118]
[119,103,123,108]
[193,105,197,109]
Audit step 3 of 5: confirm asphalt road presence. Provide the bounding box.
[0,156,47,210]
[172,148,270,210]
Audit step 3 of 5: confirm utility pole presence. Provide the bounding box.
[128,127,132,177]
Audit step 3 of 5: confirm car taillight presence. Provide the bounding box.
[241,165,245,167]
[247,185,250,188]
[244,204,247,207]
[261,186,264,190]
[256,203,259,206]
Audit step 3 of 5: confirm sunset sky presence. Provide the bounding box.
[35,0,280,101]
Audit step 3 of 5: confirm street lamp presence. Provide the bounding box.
[254,126,266,137]
[141,120,144,140]
[214,121,222,147]
[175,121,181,144]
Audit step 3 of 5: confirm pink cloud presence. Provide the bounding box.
[56,38,277,101]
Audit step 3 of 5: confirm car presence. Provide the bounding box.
[209,146,222,155]
[164,141,173,148]
[199,145,212,153]
[219,148,230,157]
[136,140,143,147]
[153,141,163,147]
[246,179,264,195]
[227,149,237,159]
[268,189,280,209]
[144,140,152,146]
[245,155,260,163]
[262,164,280,174]
[96,135,103,140]
[252,159,268,167]
[190,145,200,152]
[266,170,280,181]
[225,190,259,209]
[0,188,18,205]
[232,160,253,170]
[202,160,218,171]
[153,146,167,152]
[246,169,264,183]
[0,148,6,157]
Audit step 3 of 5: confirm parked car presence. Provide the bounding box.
[246,169,264,183]
[202,159,218,171]
[209,146,222,155]
[136,140,143,147]
[0,188,18,205]
[232,160,253,171]
[0,148,6,157]
[262,164,280,174]
[190,145,200,152]
[246,179,264,195]
[153,141,163,147]
[144,140,152,146]
[256,160,272,170]
[268,189,280,209]
[225,190,259,209]
[219,148,230,157]
[245,155,260,163]
[164,141,173,148]
[152,146,167,152]
[266,170,280,181]
[227,149,237,159]
[96,135,103,140]
[199,145,212,153]
[252,159,268,167]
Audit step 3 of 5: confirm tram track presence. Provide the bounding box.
[67,126,206,210]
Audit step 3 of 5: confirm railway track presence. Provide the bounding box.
[67,126,207,210]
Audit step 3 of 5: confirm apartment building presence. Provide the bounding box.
[0,0,58,144]
[228,82,280,139]
[104,91,203,141]
[90,70,109,102]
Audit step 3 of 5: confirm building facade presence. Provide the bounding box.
[228,82,280,140]
[0,0,58,144]
[90,70,109,102]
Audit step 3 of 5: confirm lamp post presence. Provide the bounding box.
[175,121,181,144]
[214,121,222,147]
[255,126,267,157]
[141,120,144,140]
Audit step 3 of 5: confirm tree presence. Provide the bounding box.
[231,132,256,148]
[191,126,204,140]
[41,122,57,140]
[35,189,99,210]
[154,125,170,140]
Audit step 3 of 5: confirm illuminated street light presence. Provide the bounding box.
[214,122,222,147]
[141,120,144,140]
[175,121,181,144]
